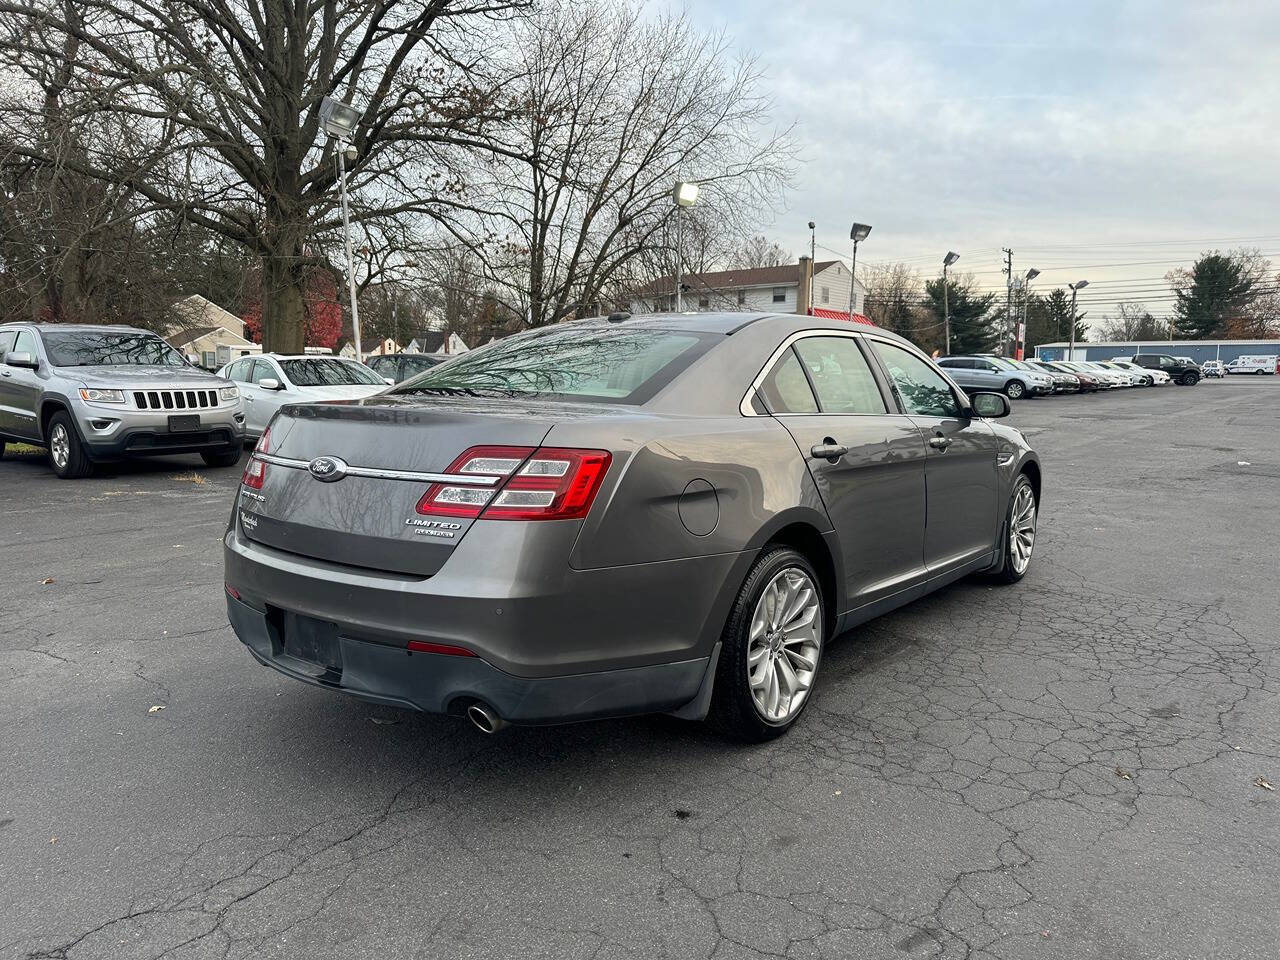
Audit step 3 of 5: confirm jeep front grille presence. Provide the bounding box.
[133,389,219,410]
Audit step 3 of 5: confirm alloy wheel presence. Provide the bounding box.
[50,423,70,469]
[1007,381,1024,399]
[1009,483,1036,574]
[747,567,822,724]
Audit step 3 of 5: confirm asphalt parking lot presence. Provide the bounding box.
[3,378,1278,960]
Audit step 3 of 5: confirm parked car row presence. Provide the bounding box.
[936,351,1201,399]
[0,321,455,477]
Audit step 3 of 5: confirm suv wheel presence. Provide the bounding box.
[1004,380,1026,400]
[708,547,824,742]
[47,411,93,479]
[1180,372,1200,386]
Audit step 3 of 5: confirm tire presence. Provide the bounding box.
[1180,372,1199,386]
[707,547,825,743]
[1257,369,1267,376]
[201,448,242,468]
[990,474,1037,584]
[46,411,93,479]
[1004,380,1026,400]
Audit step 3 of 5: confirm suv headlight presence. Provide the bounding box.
[79,388,125,404]
[219,385,239,401]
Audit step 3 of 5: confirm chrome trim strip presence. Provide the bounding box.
[254,453,500,486]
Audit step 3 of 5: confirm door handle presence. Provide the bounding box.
[0,370,10,377]
[810,440,849,462]
[929,435,953,451]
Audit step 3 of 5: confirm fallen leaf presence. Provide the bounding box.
[50,836,57,843]
[1115,767,1132,780]
[1256,776,1274,792]
[147,705,166,714]
[1237,461,1252,466]
[39,577,54,585]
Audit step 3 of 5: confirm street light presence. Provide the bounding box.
[1067,279,1089,360]
[848,223,872,318]
[1018,268,1040,359]
[942,251,959,354]
[808,221,816,315]
[672,181,699,312]
[320,95,364,362]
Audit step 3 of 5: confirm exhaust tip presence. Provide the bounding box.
[466,702,506,734]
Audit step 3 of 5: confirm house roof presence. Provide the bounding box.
[810,307,874,326]
[168,295,249,342]
[165,326,219,348]
[631,261,841,297]
[406,330,448,353]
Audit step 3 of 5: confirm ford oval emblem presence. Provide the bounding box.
[308,456,348,482]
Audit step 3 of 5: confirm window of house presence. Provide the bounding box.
[698,296,709,309]
[821,286,830,304]
[737,289,746,306]
[772,287,786,303]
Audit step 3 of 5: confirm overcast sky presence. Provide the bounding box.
[687,0,1280,318]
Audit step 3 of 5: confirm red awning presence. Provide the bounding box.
[809,307,874,326]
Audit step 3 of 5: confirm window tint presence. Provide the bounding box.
[280,358,383,386]
[0,330,18,355]
[939,357,971,369]
[758,349,818,414]
[41,330,184,367]
[365,356,393,372]
[400,355,441,378]
[793,337,887,414]
[394,327,713,404]
[225,359,246,382]
[870,341,961,418]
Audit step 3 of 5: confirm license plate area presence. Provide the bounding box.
[168,414,200,432]
[267,608,342,679]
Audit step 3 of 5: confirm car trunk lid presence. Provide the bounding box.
[238,396,561,576]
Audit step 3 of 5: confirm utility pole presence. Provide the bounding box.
[808,221,816,315]
[1002,248,1013,356]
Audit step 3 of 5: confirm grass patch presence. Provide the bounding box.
[169,471,208,485]
[4,442,44,456]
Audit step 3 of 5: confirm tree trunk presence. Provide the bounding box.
[262,252,306,354]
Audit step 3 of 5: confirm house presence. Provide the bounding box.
[403,330,469,355]
[338,337,400,358]
[627,257,869,319]
[166,295,260,369]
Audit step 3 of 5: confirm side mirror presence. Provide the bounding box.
[4,350,38,369]
[258,377,282,391]
[969,391,1011,418]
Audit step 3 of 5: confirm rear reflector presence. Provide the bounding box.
[416,445,611,521]
[407,639,478,657]
[225,583,241,600]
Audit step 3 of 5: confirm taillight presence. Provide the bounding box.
[241,426,269,490]
[416,445,612,521]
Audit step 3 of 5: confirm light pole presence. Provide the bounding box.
[848,223,871,318]
[1067,279,1089,360]
[808,221,816,314]
[942,251,959,354]
[320,96,363,361]
[1018,268,1039,359]
[672,181,699,312]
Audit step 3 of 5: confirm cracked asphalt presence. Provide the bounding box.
[2,377,1278,960]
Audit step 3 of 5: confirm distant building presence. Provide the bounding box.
[403,330,469,354]
[1035,338,1280,364]
[627,257,869,320]
[165,295,260,369]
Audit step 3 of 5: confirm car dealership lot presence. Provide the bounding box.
[2,379,1278,960]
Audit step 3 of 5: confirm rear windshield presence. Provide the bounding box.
[280,358,383,386]
[393,326,713,404]
[42,330,187,367]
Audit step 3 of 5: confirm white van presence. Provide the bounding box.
[1224,355,1278,375]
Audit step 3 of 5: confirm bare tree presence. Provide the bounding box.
[0,0,524,350]
[468,0,795,327]
[862,262,925,340]
[730,234,791,269]
[1095,302,1165,341]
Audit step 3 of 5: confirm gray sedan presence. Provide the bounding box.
[936,355,1054,399]
[224,314,1041,741]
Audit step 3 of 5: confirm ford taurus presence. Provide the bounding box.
[223,313,1041,741]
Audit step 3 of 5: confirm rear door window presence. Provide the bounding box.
[0,330,17,355]
[759,349,819,414]
[793,337,887,414]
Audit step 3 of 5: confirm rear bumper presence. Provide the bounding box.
[222,521,745,723]
[226,593,710,723]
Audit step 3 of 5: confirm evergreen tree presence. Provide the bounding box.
[925,276,998,355]
[1040,288,1088,344]
[1170,252,1258,338]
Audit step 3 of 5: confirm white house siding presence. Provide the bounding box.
[813,262,865,314]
